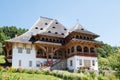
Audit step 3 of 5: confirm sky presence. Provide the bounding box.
[0,0,120,46]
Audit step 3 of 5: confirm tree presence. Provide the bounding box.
[0,32,9,43]
[108,49,120,71]
[0,26,28,55]
[97,44,114,58]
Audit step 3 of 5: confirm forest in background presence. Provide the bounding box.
[0,26,28,54]
[0,26,119,75]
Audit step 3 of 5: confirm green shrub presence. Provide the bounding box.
[16,68,26,73]
[89,70,96,79]
[0,71,2,80]
[34,70,42,74]
[27,69,36,74]
[7,67,17,73]
[108,73,117,80]
[0,66,4,71]
[97,75,109,80]
[42,70,50,75]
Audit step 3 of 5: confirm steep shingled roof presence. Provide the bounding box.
[37,18,69,38]
[5,17,99,43]
[70,23,99,37]
[5,17,69,43]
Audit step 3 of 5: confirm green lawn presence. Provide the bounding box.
[1,72,63,80]
[0,55,5,64]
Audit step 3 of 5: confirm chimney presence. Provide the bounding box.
[15,32,18,38]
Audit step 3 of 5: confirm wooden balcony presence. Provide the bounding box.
[6,55,12,59]
[68,53,97,58]
[36,55,46,58]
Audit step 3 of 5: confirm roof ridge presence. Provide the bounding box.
[40,16,54,20]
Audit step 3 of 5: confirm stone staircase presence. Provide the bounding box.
[50,59,67,70]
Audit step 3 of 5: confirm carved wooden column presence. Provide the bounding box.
[46,47,48,62]
[74,45,77,53]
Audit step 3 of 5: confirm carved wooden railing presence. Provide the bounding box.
[68,53,97,58]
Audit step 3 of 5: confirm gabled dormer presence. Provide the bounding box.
[65,23,99,42]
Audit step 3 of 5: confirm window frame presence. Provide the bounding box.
[29,61,32,67]
[26,48,31,54]
[18,60,21,66]
[18,47,22,53]
[79,59,82,65]
[70,60,73,66]
[92,60,95,66]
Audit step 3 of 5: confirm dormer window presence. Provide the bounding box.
[56,22,58,24]
[61,33,64,35]
[45,23,48,25]
[55,32,58,34]
[52,26,55,28]
[40,28,43,30]
[35,27,38,29]
[48,31,51,33]
[64,28,67,30]
[81,28,84,30]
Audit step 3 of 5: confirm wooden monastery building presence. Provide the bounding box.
[3,17,101,71]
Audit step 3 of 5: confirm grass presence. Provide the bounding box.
[1,72,63,80]
[0,55,5,64]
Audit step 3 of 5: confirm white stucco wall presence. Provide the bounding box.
[67,55,98,71]
[12,43,57,69]
[12,44,36,69]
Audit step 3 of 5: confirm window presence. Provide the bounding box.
[18,47,22,53]
[55,32,58,34]
[45,23,48,25]
[36,61,40,67]
[64,28,67,30]
[53,39,56,42]
[68,49,70,54]
[40,28,43,30]
[90,47,95,53]
[79,59,82,65]
[37,49,43,56]
[58,51,62,56]
[42,38,45,41]
[26,48,31,54]
[92,60,95,66]
[49,39,52,42]
[48,31,51,33]
[70,60,73,66]
[18,60,21,66]
[80,36,82,39]
[52,26,55,28]
[35,27,38,29]
[81,28,84,30]
[71,47,74,53]
[46,38,48,41]
[56,22,58,24]
[84,36,86,39]
[77,46,82,52]
[87,37,89,40]
[61,33,64,35]
[29,61,32,67]
[56,39,59,42]
[84,47,89,53]
[76,35,79,39]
